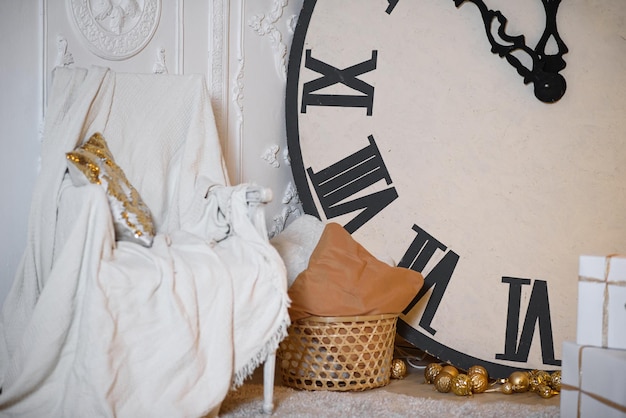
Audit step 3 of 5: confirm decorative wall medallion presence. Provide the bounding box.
[67,0,161,60]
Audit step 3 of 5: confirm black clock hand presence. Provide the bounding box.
[454,0,568,103]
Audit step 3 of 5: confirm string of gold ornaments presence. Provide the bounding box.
[421,362,561,398]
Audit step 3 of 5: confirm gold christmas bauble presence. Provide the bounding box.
[434,371,454,393]
[424,363,443,384]
[469,373,489,394]
[467,365,488,379]
[451,374,473,396]
[537,371,551,387]
[391,358,407,379]
[501,381,514,395]
[508,371,530,393]
[528,370,549,392]
[441,365,459,378]
[550,370,562,392]
[537,384,557,399]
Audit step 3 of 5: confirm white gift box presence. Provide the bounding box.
[561,341,626,418]
[577,255,626,350]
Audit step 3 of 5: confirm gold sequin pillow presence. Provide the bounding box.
[66,132,155,247]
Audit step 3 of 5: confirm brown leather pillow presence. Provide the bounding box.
[288,223,424,321]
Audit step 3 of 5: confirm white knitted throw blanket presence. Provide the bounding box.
[0,67,290,417]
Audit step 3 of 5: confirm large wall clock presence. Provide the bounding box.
[286,0,626,379]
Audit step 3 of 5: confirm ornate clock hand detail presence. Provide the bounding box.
[454,0,568,103]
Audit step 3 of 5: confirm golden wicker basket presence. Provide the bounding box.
[277,313,398,391]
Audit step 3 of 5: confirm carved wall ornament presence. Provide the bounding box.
[55,35,75,67]
[261,144,281,168]
[283,147,291,166]
[67,0,161,60]
[287,14,298,34]
[152,47,168,74]
[248,0,289,80]
[268,181,302,238]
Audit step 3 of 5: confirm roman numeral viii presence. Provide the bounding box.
[307,135,398,234]
[301,49,378,115]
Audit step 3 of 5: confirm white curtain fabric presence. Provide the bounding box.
[0,67,290,417]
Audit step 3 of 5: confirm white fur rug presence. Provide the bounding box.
[219,383,560,417]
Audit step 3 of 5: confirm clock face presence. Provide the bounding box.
[286,0,626,378]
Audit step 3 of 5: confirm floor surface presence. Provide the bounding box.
[250,343,561,412]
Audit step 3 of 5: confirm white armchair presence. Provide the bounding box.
[0,67,289,417]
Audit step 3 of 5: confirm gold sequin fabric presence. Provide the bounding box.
[66,132,155,247]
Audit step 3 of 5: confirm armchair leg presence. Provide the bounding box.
[262,351,276,414]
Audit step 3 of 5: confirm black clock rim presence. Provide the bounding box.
[286,0,319,219]
[285,0,536,379]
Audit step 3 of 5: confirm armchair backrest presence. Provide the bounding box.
[90,72,230,233]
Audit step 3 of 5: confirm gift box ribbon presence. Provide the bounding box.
[578,254,626,347]
[561,344,626,417]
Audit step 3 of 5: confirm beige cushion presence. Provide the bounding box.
[66,132,155,247]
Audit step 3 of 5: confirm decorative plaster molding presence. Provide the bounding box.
[40,0,49,130]
[268,181,303,238]
[152,47,168,74]
[176,0,183,74]
[281,180,300,205]
[67,0,161,60]
[248,0,289,81]
[287,14,298,34]
[207,0,228,143]
[231,0,246,182]
[261,144,280,168]
[55,35,74,67]
[233,60,245,129]
[283,147,291,166]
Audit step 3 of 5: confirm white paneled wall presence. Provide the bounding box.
[0,2,42,308]
[0,0,304,306]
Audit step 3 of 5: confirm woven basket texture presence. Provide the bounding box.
[277,314,398,391]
